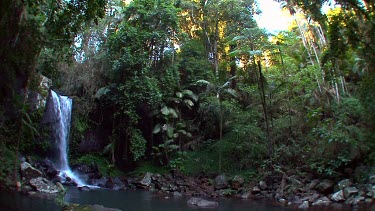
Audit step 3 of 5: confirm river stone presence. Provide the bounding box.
[259,181,268,190]
[187,197,218,208]
[173,191,183,197]
[197,199,219,208]
[337,179,352,190]
[29,177,59,194]
[214,174,228,190]
[20,162,43,181]
[331,190,345,202]
[231,176,244,190]
[139,172,152,187]
[241,191,252,199]
[315,179,334,194]
[312,196,331,206]
[298,201,309,209]
[307,179,320,190]
[187,197,202,205]
[112,178,126,190]
[78,186,91,191]
[105,178,115,189]
[344,186,358,199]
[346,195,365,205]
[252,186,261,194]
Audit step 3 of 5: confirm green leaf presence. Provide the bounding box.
[153,123,162,134]
[196,80,211,85]
[178,130,187,135]
[183,99,194,107]
[161,106,170,116]
[169,108,178,118]
[176,92,183,98]
[166,124,174,138]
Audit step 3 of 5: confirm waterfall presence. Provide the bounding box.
[50,90,86,187]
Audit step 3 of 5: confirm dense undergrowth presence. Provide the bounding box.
[0,0,375,187]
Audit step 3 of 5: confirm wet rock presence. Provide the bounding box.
[197,199,219,208]
[214,175,228,190]
[92,177,108,187]
[298,201,309,209]
[337,179,352,190]
[259,181,268,190]
[346,195,364,205]
[173,191,183,197]
[20,162,43,181]
[331,190,345,202]
[296,193,320,203]
[307,179,320,190]
[287,177,303,188]
[139,172,152,188]
[251,186,261,194]
[278,198,286,204]
[187,197,218,208]
[241,191,252,199]
[105,178,115,189]
[56,182,65,193]
[78,186,91,191]
[74,164,93,173]
[29,177,59,194]
[344,186,358,199]
[231,176,244,190]
[39,160,58,179]
[112,178,126,190]
[315,179,334,194]
[312,196,331,206]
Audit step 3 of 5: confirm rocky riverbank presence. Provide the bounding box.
[12,159,375,210]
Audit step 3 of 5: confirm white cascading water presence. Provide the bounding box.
[50,90,86,187]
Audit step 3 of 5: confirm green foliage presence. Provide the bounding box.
[360,74,375,128]
[129,161,168,176]
[0,142,15,183]
[129,128,147,161]
[178,39,214,84]
[72,154,123,177]
[307,97,366,177]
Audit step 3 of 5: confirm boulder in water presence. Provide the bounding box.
[78,186,91,191]
[20,162,43,181]
[29,177,59,194]
[187,197,219,208]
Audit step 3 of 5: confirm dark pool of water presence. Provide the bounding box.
[65,187,291,211]
[1,188,373,211]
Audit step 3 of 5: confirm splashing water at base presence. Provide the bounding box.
[50,90,86,187]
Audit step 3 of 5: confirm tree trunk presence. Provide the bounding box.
[257,61,272,157]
